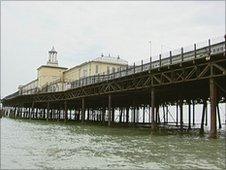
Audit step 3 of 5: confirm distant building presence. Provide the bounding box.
[63,53,128,83]
[18,47,128,94]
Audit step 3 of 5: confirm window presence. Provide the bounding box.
[79,69,81,78]
[112,67,115,73]
[83,69,87,77]
[95,65,99,74]
[107,66,110,74]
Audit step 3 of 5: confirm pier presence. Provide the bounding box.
[1,36,226,138]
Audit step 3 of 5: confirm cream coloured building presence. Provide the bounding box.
[63,54,128,83]
[19,47,128,94]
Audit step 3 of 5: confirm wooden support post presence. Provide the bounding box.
[108,95,112,126]
[96,110,99,121]
[205,104,208,126]
[43,108,46,119]
[47,102,50,121]
[77,110,79,121]
[112,107,115,123]
[81,98,85,123]
[166,105,168,124]
[64,101,68,121]
[23,108,25,118]
[126,107,129,123]
[87,108,90,121]
[75,110,78,121]
[32,108,34,119]
[200,100,207,133]
[69,110,72,120]
[217,104,222,129]
[14,107,16,118]
[16,107,19,117]
[50,109,52,120]
[151,88,156,130]
[102,108,105,123]
[156,105,160,124]
[209,78,217,138]
[188,102,191,130]
[163,105,166,124]
[74,109,76,120]
[176,103,178,126]
[32,102,35,119]
[192,100,195,126]
[136,107,139,123]
[133,107,136,123]
[35,108,38,119]
[119,108,122,123]
[143,106,145,123]
[180,100,183,131]
[28,107,31,119]
[57,110,60,121]
[91,109,94,121]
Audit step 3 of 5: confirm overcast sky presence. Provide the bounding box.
[1,1,225,98]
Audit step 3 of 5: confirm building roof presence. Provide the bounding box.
[63,55,128,73]
[18,79,38,89]
[37,65,68,70]
[92,54,128,65]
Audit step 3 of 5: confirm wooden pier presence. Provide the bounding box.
[1,36,226,138]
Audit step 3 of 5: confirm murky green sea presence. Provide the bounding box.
[1,118,225,169]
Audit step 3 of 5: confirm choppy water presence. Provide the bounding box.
[1,118,225,169]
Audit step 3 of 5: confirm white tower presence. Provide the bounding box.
[47,46,58,66]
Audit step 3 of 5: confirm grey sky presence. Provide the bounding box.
[1,1,225,98]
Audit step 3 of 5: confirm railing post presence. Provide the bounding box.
[170,51,172,64]
[181,47,184,62]
[126,66,128,75]
[119,67,122,77]
[159,54,162,67]
[208,39,211,55]
[150,56,152,69]
[133,62,135,74]
[194,43,197,59]
[141,60,143,71]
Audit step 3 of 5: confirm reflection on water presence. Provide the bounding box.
[1,118,225,169]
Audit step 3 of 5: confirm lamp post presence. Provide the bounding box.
[149,41,152,62]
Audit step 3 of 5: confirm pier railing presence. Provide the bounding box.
[70,36,225,89]
[3,36,226,100]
